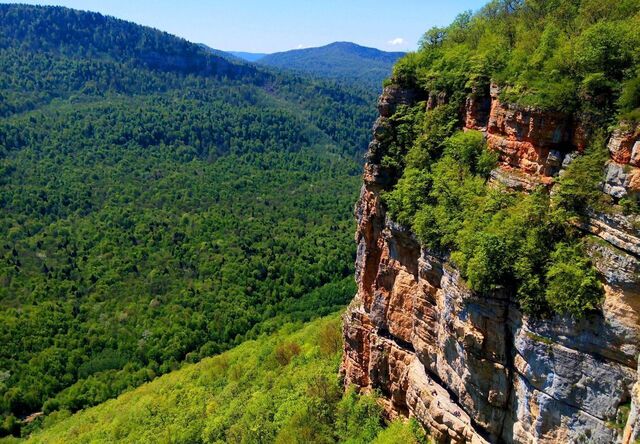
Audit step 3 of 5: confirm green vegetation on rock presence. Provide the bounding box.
[385,127,604,317]
[393,0,640,120]
[378,0,640,318]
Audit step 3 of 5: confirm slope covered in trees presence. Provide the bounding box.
[259,42,404,91]
[18,316,428,443]
[393,0,640,117]
[0,4,377,436]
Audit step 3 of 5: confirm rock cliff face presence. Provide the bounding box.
[341,84,640,443]
[605,122,640,199]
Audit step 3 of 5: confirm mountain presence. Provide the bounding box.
[258,42,405,90]
[342,1,640,443]
[21,315,427,443]
[229,51,268,62]
[5,1,640,443]
[0,4,379,437]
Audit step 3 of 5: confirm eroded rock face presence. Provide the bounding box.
[604,162,640,198]
[602,121,640,199]
[378,84,425,118]
[341,84,640,443]
[468,84,576,179]
[603,122,640,198]
[464,85,640,199]
[609,122,640,167]
[464,87,491,131]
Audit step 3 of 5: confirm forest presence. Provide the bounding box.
[0,4,375,435]
[19,316,428,443]
[3,0,640,441]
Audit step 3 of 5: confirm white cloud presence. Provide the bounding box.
[296,44,304,49]
[388,37,405,46]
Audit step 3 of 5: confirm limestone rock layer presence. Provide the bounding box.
[341,84,640,444]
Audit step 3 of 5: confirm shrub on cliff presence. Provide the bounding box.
[553,133,611,218]
[545,243,604,317]
[619,77,640,120]
[442,130,498,178]
[384,168,433,227]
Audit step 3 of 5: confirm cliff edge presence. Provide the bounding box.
[341,82,640,443]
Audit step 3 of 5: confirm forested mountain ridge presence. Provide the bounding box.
[0,5,244,74]
[258,42,405,90]
[0,4,383,437]
[0,4,254,117]
[0,5,375,155]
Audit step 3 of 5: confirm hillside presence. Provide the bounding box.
[10,315,427,443]
[4,1,640,443]
[0,4,377,436]
[258,42,405,91]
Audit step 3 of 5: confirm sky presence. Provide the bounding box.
[0,0,488,53]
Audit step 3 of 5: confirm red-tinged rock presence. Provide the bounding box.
[631,142,640,167]
[464,93,491,131]
[343,82,640,444]
[628,166,640,192]
[608,122,640,165]
[341,303,373,388]
[485,98,574,177]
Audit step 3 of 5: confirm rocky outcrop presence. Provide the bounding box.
[465,83,588,183]
[341,84,640,443]
[609,122,640,166]
[464,84,640,199]
[604,121,640,198]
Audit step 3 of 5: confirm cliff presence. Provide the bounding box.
[341,83,640,443]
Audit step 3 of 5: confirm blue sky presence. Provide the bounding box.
[1,0,488,53]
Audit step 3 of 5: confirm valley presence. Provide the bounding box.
[0,4,383,438]
[1,1,640,443]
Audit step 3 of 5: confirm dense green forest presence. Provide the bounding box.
[258,42,405,91]
[4,0,639,441]
[381,0,640,318]
[0,4,379,436]
[13,316,428,443]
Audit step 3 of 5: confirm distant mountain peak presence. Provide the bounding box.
[268,41,404,57]
[228,51,268,62]
[258,41,405,90]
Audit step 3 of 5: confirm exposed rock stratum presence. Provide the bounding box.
[341,83,640,443]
